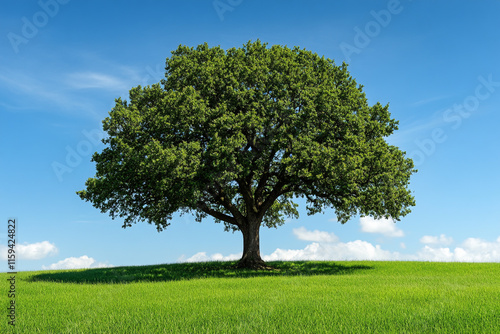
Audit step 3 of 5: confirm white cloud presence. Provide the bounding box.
[360,217,404,237]
[263,240,404,262]
[42,255,113,270]
[0,241,58,260]
[417,246,454,261]
[180,227,405,263]
[179,226,500,264]
[293,226,339,243]
[420,234,453,246]
[418,237,500,262]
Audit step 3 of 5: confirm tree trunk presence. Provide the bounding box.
[237,217,271,269]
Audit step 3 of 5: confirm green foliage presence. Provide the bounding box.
[3,262,500,333]
[77,40,415,233]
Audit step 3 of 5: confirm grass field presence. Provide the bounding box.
[2,261,499,333]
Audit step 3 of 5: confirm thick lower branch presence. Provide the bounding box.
[207,185,245,222]
[258,179,286,221]
[237,178,257,216]
[254,148,278,204]
[197,201,240,228]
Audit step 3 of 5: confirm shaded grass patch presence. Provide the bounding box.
[29,260,373,284]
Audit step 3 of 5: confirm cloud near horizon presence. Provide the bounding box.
[360,217,404,237]
[181,252,241,263]
[42,255,113,270]
[0,241,58,260]
[420,234,454,246]
[263,240,402,262]
[179,228,500,263]
[293,226,339,243]
[416,236,500,262]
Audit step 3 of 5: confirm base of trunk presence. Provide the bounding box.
[236,257,274,270]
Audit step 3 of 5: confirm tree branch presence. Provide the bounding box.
[257,179,287,221]
[254,147,278,205]
[209,182,246,222]
[237,178,257,215]
[197,201,240,227]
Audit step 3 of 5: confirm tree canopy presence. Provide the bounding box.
[77,40,416,268]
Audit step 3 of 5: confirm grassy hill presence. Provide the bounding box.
[2,261,499,333]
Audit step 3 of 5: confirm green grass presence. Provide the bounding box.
[2,261,500,333]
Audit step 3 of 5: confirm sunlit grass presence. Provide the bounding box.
[2,261,499,333]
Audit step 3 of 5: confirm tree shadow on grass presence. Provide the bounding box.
[29,261,373,284]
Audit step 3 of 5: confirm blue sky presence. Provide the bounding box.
[2,0,500,271]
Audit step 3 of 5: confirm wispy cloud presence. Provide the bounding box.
[0,68,99,116]
[0,60,144,117]
[66,71,130,91]
[42,255,113,270]
[0,70,74,105]
[411,94,451,107]
[386,117,447,146]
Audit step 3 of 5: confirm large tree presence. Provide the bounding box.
[77,41,416,269]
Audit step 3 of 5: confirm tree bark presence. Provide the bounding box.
[237,217,271,269]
